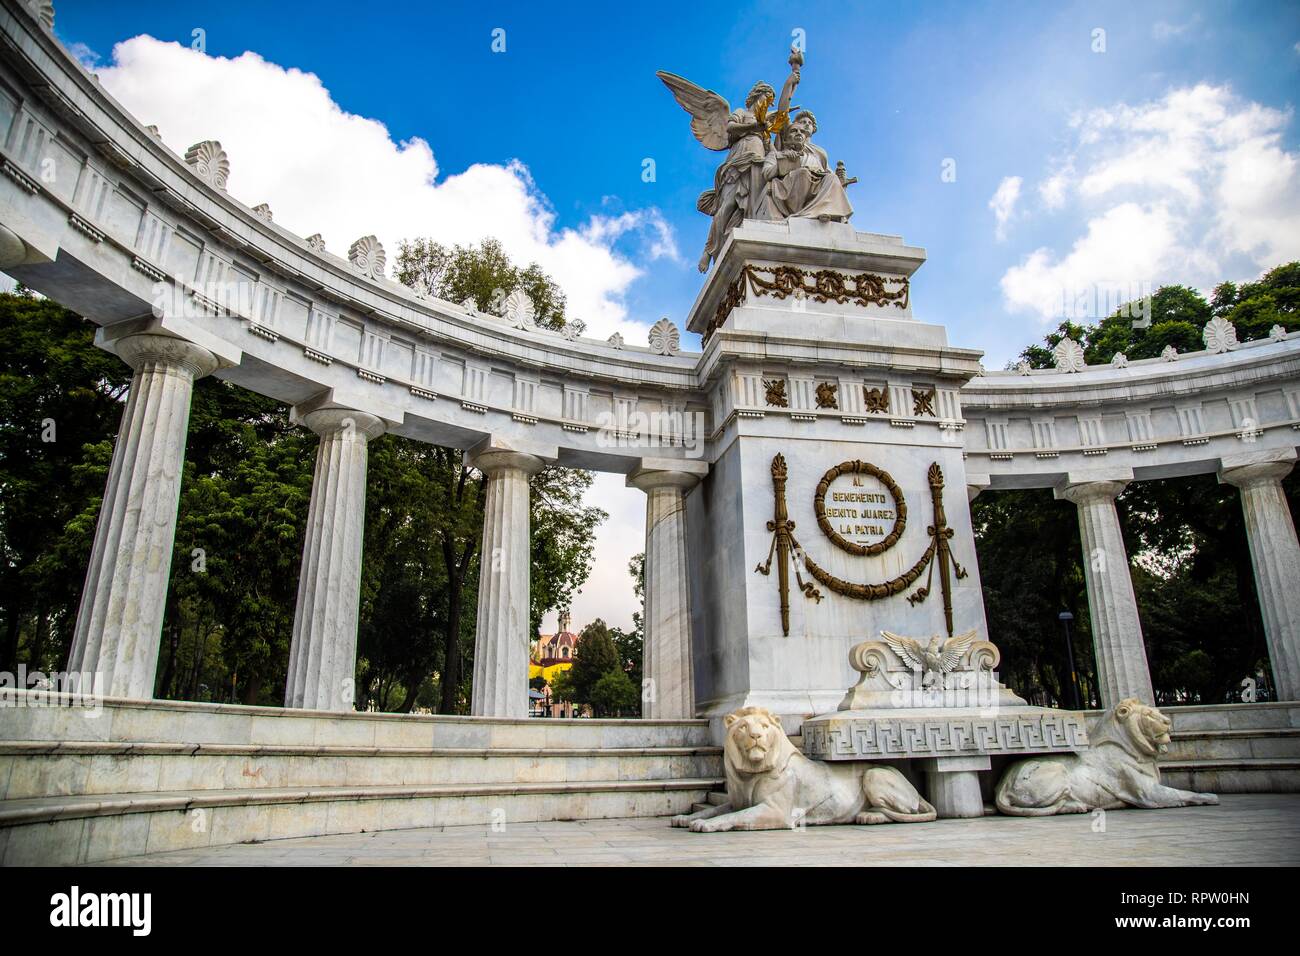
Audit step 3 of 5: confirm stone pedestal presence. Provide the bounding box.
[629,461,708,719]
[920,755,989,818]
[1220,451,1300,701]
[801,705,1087,819]
[68,333,219,700]
[284,408,384,711]
[685,220,989,730]
[469,444,546,717]
[1055,472,1154,706]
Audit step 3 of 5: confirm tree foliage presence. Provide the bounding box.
[989,263,1300,704]
[394,237,579,334]
[0,235,606,713]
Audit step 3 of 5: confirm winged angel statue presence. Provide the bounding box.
[658,48,854,272]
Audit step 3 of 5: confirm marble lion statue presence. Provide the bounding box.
[671,706,936,832]
[995,698,1219,816]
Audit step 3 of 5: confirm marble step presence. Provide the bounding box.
[689,789,731,813]
[1160,757,1300,794]
[0,689,716,750]
[1164,728,1300,761]
[0,776,725,866]
[0,740,724,801]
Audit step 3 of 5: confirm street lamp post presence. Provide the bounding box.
[1058,611,1083,710]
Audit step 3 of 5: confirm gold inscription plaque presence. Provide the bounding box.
[813,460,906,556]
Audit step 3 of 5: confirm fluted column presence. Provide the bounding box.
[1220,452,1300,700]
[1055,475,1154,706]
[285,409,385,711]
[469,447,545,717]
[629,464,704,719]
[68,333,219,699]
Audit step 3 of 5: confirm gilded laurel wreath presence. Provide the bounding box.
[812,460,906,557]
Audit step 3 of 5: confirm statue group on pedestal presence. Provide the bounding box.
[658,47,856,272]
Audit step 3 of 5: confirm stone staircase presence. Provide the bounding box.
[0,690,723,865]
[1155,702,1300,794]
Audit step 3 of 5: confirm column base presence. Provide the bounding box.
[919,756,990,818]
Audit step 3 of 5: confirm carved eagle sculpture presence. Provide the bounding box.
[881,630,978,688]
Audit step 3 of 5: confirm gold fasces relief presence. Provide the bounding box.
[756,456,969,637]
[863,386,890,414]
[764,378,789,407]
[912,387,937,417]
[815,381,838,409]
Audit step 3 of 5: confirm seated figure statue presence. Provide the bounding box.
[757,110,854,223]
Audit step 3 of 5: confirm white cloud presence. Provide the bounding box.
[95,36,668,631]
[1152,16,1199,41]
[988,175,1022,241]
[65,41,100,70]
[1003,84,1300,321]
[95,36,675,342]
[1038,164,1072,210]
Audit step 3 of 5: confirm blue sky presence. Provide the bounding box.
[48,0,1300,630]
[55,0,1300,363]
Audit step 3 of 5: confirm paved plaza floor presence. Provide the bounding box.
[93,794,1300,866]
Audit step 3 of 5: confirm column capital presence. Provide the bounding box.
[297,408,385,440]
[1219,449,1297,490]
[1054,467,1134,505]
[966,473,992,503]
[465,436,554,477]
[627,457,709,493]
[114,333,219,379]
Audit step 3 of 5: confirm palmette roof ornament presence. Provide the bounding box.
[504,290,536,329]
[1270,324,1288,342]
[1161,344,1179,362]
[184,140,229,191]
[460,296,478,314]
[348,235,386,280]
[1015,359,1032,375]
[1202,316,1239,354]
[561,322,580,341]
[1052,336,1086,373]
[252,203,273,223]
[24,1,54,31]
[607,333,625,349]
[306,233,326,253]
[1111,352,1129,369]
[648,317,681,355]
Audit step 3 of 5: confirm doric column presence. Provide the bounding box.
[68,333,219,699]
[628,461,707,719]
[1054,471,1154,706]
[1220,450,1300,700]
[285,408,385,711]
[468,444,546,717]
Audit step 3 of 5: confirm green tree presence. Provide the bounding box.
[567,620,621,703]
[394,237,578,334]
[590,668,638,717]
[0,290,131,674]
[390,239,603,712]
[997,263,1300,704]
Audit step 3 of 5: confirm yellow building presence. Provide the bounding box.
[529,610,585,717]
